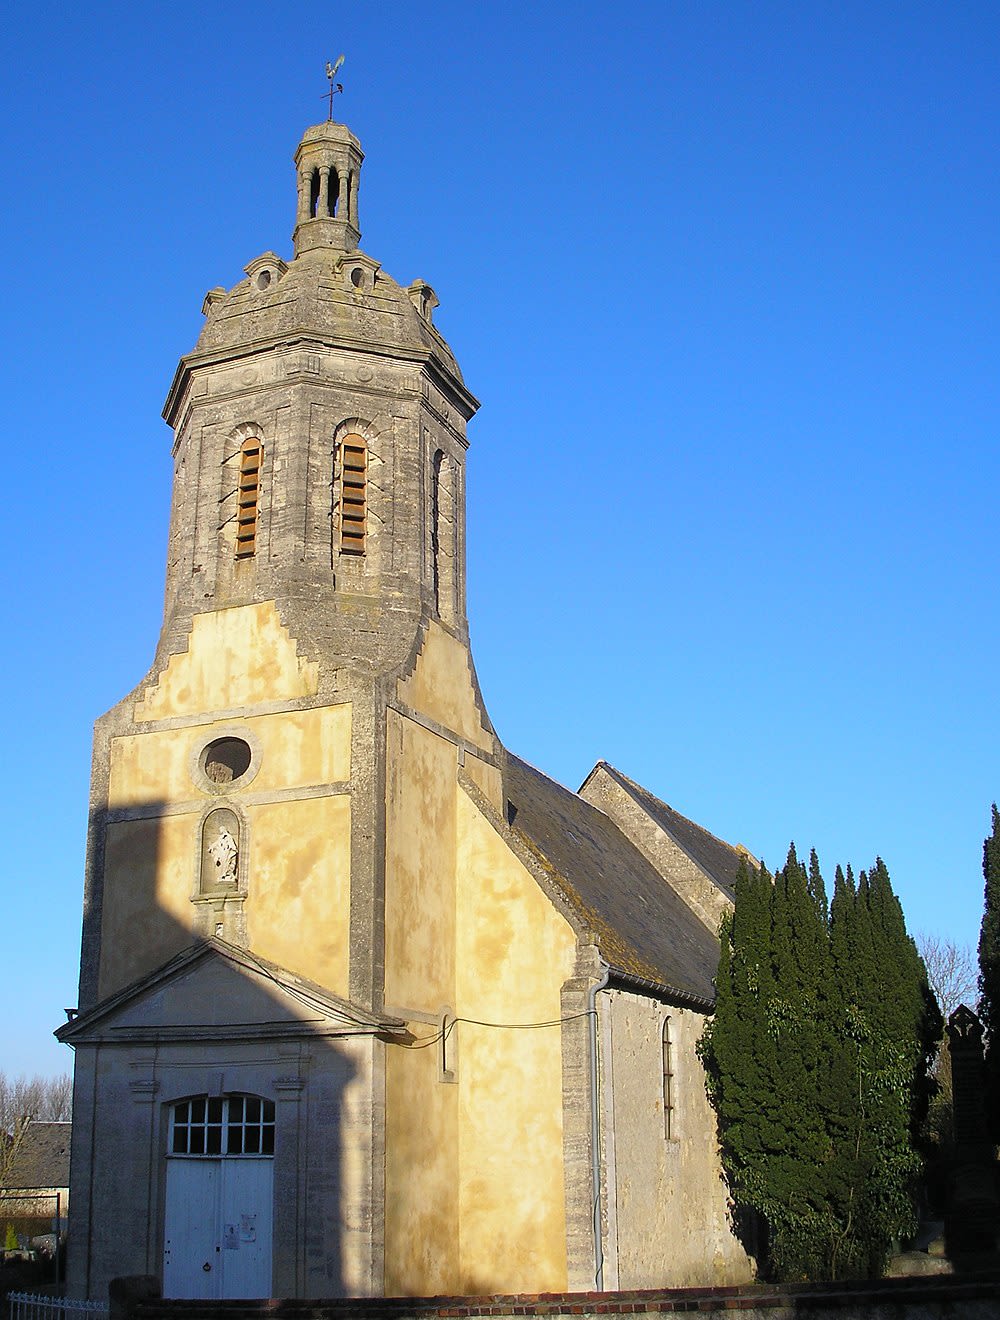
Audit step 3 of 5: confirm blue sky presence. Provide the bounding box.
[2,2,998,1077]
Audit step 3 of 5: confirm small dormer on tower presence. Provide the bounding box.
[293,121,363,255]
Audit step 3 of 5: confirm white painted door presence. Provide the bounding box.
[163,1159,219,1299]
[219,1159,273,1297]
[163,1158,273,1298]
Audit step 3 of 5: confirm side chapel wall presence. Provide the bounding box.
[601,988,753,1288]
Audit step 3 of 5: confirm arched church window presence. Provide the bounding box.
[235,437,262,559]
[170,1095,274,1156]
[662,1017,675,1139]
[338,434,367,555]
[309,169,320,218]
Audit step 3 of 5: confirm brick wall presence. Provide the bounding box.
[132,1274,1000,1320]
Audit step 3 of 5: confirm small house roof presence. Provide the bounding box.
[3,1120,71,1191]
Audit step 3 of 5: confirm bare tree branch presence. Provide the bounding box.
[0,1072,73,1180]
[916,932,978,1019]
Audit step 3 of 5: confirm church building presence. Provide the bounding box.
[58,115,754,1300]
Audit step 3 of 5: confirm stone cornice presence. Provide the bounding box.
[162,332,479,430]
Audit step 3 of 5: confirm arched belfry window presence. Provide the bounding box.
[431,448,456,623]
[309,169,321,218]
[169,1095,274,1157]
[432,449,443,606]
[235,437,262,559]
[662,1017,675,1139]
[337,433,367,555]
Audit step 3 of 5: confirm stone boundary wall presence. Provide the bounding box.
[130,1274,1000,1320]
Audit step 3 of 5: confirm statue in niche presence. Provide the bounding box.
[201,807,241,892]
[208,826,238,882]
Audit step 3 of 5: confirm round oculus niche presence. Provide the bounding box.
[200,736,252,787]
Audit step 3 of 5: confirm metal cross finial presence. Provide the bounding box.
[324,56,345,120]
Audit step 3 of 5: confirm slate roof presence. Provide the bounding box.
[594,762,747,899]
[503,754,721,1006]
[4,1121,71,1190]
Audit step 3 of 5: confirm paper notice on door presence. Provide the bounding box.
[223,1224,239,1250]
[240,1214,257,1243]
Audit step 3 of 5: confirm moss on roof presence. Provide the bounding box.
[504,755,720,1005]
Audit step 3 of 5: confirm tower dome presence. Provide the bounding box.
[293,119,364,255]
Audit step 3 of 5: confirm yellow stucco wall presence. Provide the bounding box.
[108,706,351,807]
[99,815,201,997]
[134,602,319,721]
[99,604,353,998]
[383,1027,461,1295]
[396,621,494,752]
[454,790,575,1293]
[604,990,754,1287]
[245,795,351,997]
[383,711,457,1012]
[383,694,576,1295]
[461,754,503,815]
[382,711,460,1292]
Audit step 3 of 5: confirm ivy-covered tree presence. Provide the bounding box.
[978,803,1000,1141]
[701,846,939,1282]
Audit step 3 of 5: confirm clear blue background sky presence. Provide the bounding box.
[2,2,998,1078]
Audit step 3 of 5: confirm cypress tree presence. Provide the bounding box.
[700,857,779,1266]
[704,847,937,1281]
[827,865,866,1276]
[834,859,938,1275]
[768,846,846,1279]
[978,804,1000,1140]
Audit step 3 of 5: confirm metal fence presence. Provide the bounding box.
[6,1295,108,1320]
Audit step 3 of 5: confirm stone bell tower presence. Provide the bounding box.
[62,109,754,1307]
[77,113,493,1019]
[157,115,479,675]
[65,111,511,1302]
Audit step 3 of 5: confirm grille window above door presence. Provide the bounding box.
[170,1095,275,1156]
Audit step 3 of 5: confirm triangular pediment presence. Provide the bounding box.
[57,939,404,1047]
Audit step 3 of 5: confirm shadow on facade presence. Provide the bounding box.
[62,803,375,1302]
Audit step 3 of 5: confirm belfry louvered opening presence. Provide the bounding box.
[236,437,262,559]
[340,434,367,554]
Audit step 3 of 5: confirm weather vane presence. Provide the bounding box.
[324,56,345,120]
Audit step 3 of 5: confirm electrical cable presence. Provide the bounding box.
[400,1007,594,1050]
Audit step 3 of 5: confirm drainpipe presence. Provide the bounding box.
[588,959,611,1291]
